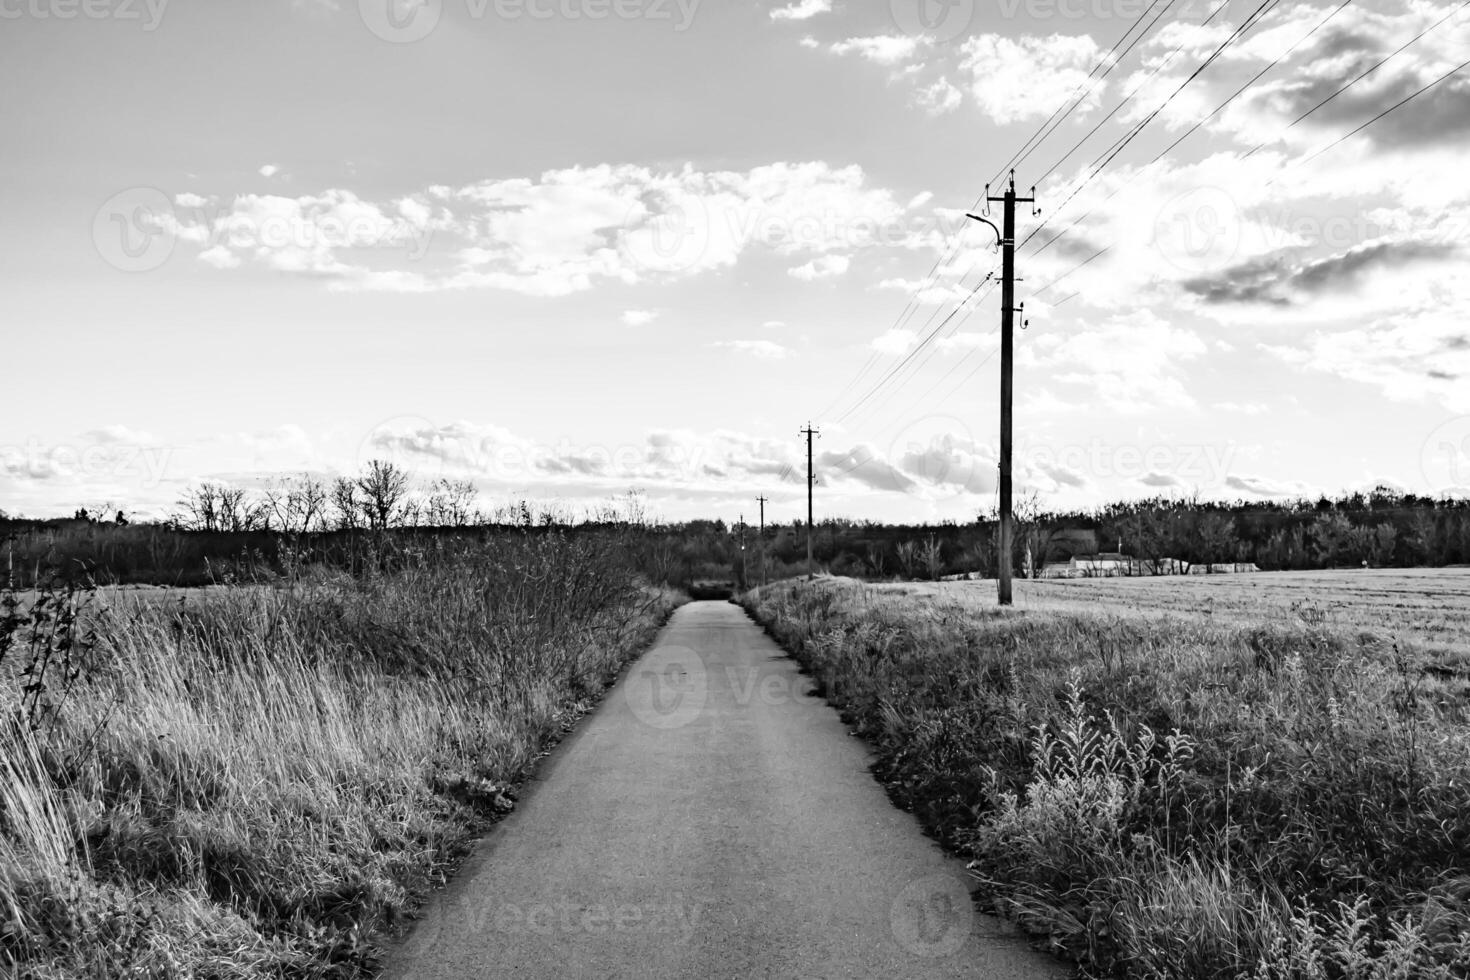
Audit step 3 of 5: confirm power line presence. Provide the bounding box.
[1242,0,1470,161]
[1289,53,1470,171]
[992,0,1179,185]
[1034,0,1235,186]
[1020,0,1287,252]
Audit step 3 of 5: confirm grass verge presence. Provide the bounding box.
[1,531,682,979]
[741,576,1470,979]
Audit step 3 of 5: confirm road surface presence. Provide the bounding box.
[384,600,1067,979]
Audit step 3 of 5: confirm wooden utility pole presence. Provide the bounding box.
[738,514,747,591]
[756,495,768,589]
[801,424,819,580]
[970,172,1035,607]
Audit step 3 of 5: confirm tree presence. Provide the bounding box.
[263,474,328,534]
[356,460,409,531]
[1195,512,1239,567]
[330,477,362,530]
[175,482,264,532]
[425,478,479,527]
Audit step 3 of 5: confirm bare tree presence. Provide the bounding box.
[425,478,479,527]
[175,482,265,532]
[895,540,918,580]
[356,460,410,531]
[263,474,328,534]
[330,477,363,530]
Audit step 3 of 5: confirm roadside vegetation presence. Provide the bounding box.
[1,527,681,979]
[742,577,1470,979]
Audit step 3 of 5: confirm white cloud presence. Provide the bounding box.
[789,254,851,280]
[714,340,790,359]
[770,0,830,21]
[1023,310,1206,413]
[830,35,929,66]
[870,328,918,355]
[199,245,241,269]
[957,33,1104,125]
[621,309,659,327]
[259,165,280,178]
[173,161,916,295]
[916,77,963,115]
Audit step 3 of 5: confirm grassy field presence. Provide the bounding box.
[1,534,681,979]
[892,568,1470,656]
[742,570,1470,979]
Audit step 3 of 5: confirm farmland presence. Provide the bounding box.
[887,567,1470,655]
[741,569,1470,978]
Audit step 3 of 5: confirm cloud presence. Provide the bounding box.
[259,165,280,178]
[830,35,929,66]
[1226,473,1310,498]
[770,0,830,21]
[789,254,851,280]
[199,245,241,269]
[870,328,918,355]
[714,340,790,359]
[917,77,963,115]
[1263,308,1470,412]
[1183,240,1459,306]
[959,33,1105,124]
[170,161,918,295]
[621,309,659,326]
[1022,310,1206,413]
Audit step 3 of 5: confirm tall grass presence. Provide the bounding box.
[742,577,1470,979]
[1,532,681,979]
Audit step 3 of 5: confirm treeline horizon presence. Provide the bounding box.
[3,464,1470,589]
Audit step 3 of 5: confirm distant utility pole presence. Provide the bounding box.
[739,514,747,590]
[969,172,1036,607]
[756,495,768,590]
[801,423,820,580]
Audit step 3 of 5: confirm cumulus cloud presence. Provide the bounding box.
[770,0,829,21]
[830,35,929,66]
[167,161,920,295]
[870,328,918,355]
[959,33,1105,124]
[1022,310,1206,413]
[259,165,280,178]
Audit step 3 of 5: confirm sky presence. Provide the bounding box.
[2,0,1469,525]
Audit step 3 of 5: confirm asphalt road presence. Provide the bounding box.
[384,600,1068,979]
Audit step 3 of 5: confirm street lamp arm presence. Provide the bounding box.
[965,213,1003,250]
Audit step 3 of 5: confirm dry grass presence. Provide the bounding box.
[743,573,1470,979]
[1,532,681,979]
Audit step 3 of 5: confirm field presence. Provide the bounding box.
[890,568,1470,655]
[0,532,682,980]
[741,569,1470,978]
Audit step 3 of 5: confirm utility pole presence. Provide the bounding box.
[969,172,1035,607]
[756,495,768,590]
[738,514,747,591]
[801,424,819,580]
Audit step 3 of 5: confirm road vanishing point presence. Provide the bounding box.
[385,600,1068,979]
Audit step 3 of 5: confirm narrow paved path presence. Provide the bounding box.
[385,601,1067,979]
